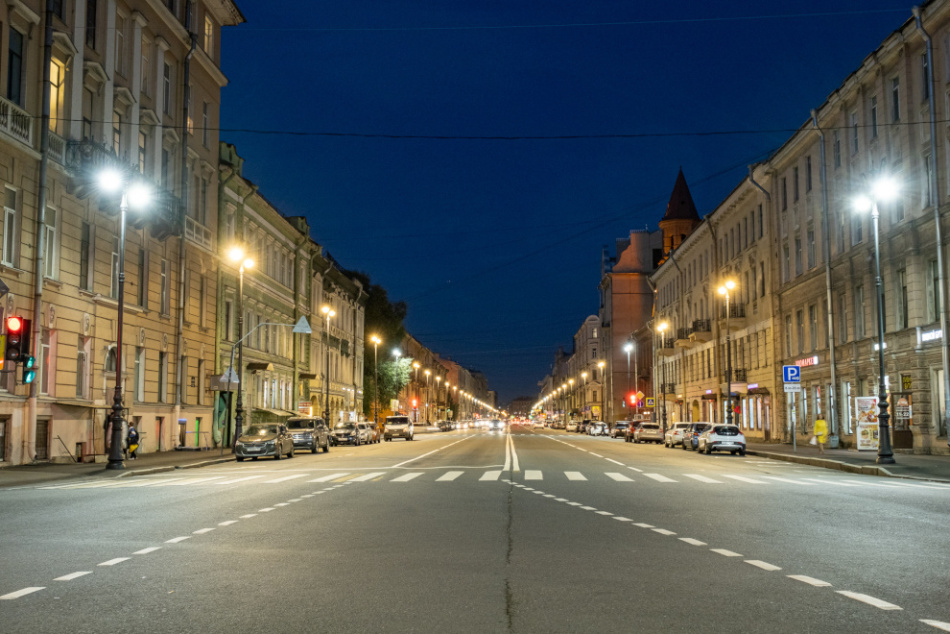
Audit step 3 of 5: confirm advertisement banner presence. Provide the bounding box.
[855,396,880,451]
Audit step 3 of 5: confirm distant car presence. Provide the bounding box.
[359,422,380,444]
[664,422,690,448]
[235,423,294,461]
[488,419,505,432]
[384,415,414,441]
[633,422,664,444]
[578,420,591,434]
[587,421,608,436]
[332,422,363,446]
[681,422,713,451]
[697,425,747,455]
[566,421,579,432]
[437,420,452,432]
[286,417,330,453]
[533,421,545,429]
[610,421,631,439]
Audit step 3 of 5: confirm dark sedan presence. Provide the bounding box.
[332,422,363,446]
[235,423,295,461]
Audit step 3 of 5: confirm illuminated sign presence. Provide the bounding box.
[872,343,888,351]
[921,329,943,343]
[747,383,759,390]
[705,389,713,394]
[795,356,819,367]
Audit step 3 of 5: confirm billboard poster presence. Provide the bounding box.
[855,396,879,451]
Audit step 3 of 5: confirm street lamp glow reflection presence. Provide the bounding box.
[98,168,123,192]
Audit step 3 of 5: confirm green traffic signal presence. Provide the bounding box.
[22,356,35,384]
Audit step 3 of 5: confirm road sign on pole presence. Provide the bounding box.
[782,365,801,383]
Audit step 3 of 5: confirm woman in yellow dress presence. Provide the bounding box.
[813,418,828,455]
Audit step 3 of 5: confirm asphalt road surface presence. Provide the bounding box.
[2,426,949,633]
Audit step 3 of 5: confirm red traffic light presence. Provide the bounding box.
[411,398,418,408]
[6,316,22,333]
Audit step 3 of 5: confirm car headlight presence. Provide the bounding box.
[264,441,275,448]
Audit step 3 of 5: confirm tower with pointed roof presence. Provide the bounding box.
[658,168,702,260]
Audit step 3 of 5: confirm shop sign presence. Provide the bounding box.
[297,401,312,415]
[921,328,943,343]
[747,383,759,389]
[902,375,913,391]
[795,356,819,367]
[895,397,911,420]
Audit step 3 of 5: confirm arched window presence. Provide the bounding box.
[105,345,117,373]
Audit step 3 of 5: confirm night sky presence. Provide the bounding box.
[219,1,913,403]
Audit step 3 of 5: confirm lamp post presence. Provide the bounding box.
[657,322,669,434]
[854,175,899,464]
[718,279,736,426]
[568,378,575,420]
[424,369,431,423]
[321,305,336,424]
[436,375,442,420]
[371,335,381,427]
[99,170,152,470]
[581,371,588,420]
[597,361,606,422]
[412,361,420,421]
[227,247,255,449]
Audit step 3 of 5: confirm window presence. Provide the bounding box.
[50,59,66,135]
[138,130,147,173]
[796,310,805,354]
[110,237,120,299]
[783,244,790,282]
[785,315,792,357]
[50,0,64,20]
[793,167,800,202]
[851,112,859,154]
[76,338,90,399]
[160,259,170,314]
[203,15,214,56]
[224,299,233,341]
[186,85,194,134]
[86,0,98,49]
[158,351,167,403]
[44,208,57,279]
[198,360,206,406]
[809,305,818,350]
[7,27,24,107]
[838,293,848,343]
[807,229,815,270]
[105,345,117,373]
[781,177,788,211]
[79,222,94,291]
[82,87,95,140]
[40,330,52,396]
[136,248,147,307]
[922,53,930,100]
[833,129,841,168]
[199,275,207,328]
[141,40,150,95]
[805,156,812,192]
[161,148,169,187]
[795,237,802,276]
[163,62,172,115]
[3,187,18,267]
[758,205,763,239]
[202,102,210,147]
[114,12,125,75]
[852,212,863,244]
[759,262,765,297]
[927,259,941,322]
[134,347,145,402]
[892,77,900,122]
[182,269,191,318]
[854,286,866,339]
[925,155,934,208]
[897,269,908,330]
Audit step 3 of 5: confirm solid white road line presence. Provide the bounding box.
[644,473,677,483]
[308,473,350,482]
[391,472,423,482]
[679,538,707,546]
[98,558,130,566]
[565,471,587,481]
[745,560,782,571]
[605,472,634,482]
[263,474,307,483]
[165,536,192,544]
[723,475,767,485]
[436,471,464,482]
[788,575,832,587]
[133,547,162,555]
[480,470,502,481]
[653,528,676,536]
[214,476,263,485]
[710,549,743,557]
[835,591,902,610]
[54,571,92,581]
[683,474,723,484]
[921,619,950,631]
[525,470,543,480]
[760,476,816,486]
[349,472,387,482]
[1,587,45,600]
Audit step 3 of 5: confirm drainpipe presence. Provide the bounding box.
[914,6,950,444]
[27,4,54,463]
[707,218,722,424]
[666,249,685,425]
[174,26,198,441]
[811,111,840,439]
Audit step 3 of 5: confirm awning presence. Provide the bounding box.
[247,362,273,372]
[252,408,294,418]
[298,373,317,380]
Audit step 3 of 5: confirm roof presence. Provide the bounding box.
[660,168,701,223]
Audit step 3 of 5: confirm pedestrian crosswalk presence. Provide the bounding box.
[31,469,950,491]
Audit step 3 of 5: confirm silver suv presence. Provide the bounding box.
[384,415,414,441]
[633,422,664,444]
[286,417,330,453]
[664,422,690,448]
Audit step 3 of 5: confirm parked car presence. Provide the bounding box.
[235,423,294,461]
[697,424,747,455]
[664,422,691,448]
[384,415,414,441]
[332,422,363,446]
[578,420,591,434]
[587,421,608,436]
[633,422,664,444]
[437,420,453,432]
[566,420,579,432]
[359,422,380,444]
[610,421,631,439]
[681,422,713,451]
[286,417,330,453]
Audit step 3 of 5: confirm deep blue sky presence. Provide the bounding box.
[220,1,913,404]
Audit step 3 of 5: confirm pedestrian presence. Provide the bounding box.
[127,423,140,460]
[813,417,828,455]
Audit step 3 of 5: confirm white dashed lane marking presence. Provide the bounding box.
[565,471,587,481]
[308,473,350,482]
[54,571,92,581]
[480,471,502,481]
[644,473,677,483]
[436,471,464,482]
[788,575,832,587]
[745,560,782,571]
[525,470,543,480]
[390,472,424,482]
[0,587,45,600]
[836,591,902,611]
[605,472,633,482]
[683,474,722,484]
[349,472,387,482]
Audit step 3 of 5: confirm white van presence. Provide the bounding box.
[384,415,414,441]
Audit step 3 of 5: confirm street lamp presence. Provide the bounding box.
[568,378,575,420]
[321,305,336,424]
[226,246,254,450]
[581,371,588,419]
[436,375,442,420]
[99,168,152,470]
[371,335,382,428]
[424,369,431,423]
[597,361,606,422]
[657,322,669,433]
[718,279,737,426]
[854,175,899,464]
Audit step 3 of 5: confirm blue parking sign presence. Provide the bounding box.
[783,365,801,383]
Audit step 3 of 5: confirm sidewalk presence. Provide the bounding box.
[0,448,235,488]
[746,442,950,483]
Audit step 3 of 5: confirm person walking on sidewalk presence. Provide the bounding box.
[127,424,140,460]
[813,417,828,455]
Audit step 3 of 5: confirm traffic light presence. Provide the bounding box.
[21,355,35,384]
[411,398,418,408]
[4,316,23,362]
[626,392,638,407]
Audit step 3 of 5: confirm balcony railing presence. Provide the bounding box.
[719,303,746,320]
[0,96,32,147]
[692,319,711,333]
[732,368,748,382]
[49,131,68,165]
[185,216,212,250]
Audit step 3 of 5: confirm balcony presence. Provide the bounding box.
[689,319,712,343]
[49,132,68,165]
[719,303,746,331]
[732,368,748,382]
[185,216,213,250]
[657,340,676,357]
[674,327,694,348]
[0,96,32,147]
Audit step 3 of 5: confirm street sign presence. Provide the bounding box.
[645,397,655,407]
[782,365,801,383]
[784,383,801,393]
